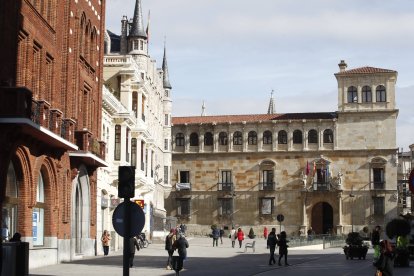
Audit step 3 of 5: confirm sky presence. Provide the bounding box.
[105,0,414,150]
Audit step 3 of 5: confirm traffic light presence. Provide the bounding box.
[118,166,135,198]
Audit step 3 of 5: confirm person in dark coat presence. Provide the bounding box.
[278,231,289,266]
[165,229,176,270]
[212,227,220,247]
[172,233,189,274]
[374,240,394,276]
[219,227,225,244]
[10,232,21,242]
[371,225,381,261]
[267,228,278,265]
[129,236,140,267]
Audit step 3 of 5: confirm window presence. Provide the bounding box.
[131,138,137,167]
[263,130,272,144]
[164,166,169,184]
[362,86,372,103]
[219,132,228,145]
[376,85,386,102]
[260,198,273,215]
[177,199,190,216]
[204,132,213,146]
[316,168,327,184]
[164,139,169,151]
[248,131,257,145]
[132,92,138,117]
[308,129,318,144]
[4,162,18,241]
[233,131,242,145]
[347,86,358,103]
[179,171,190,183]
[33,171,45,246]
[219,170,232,191]
[189,133,199,146]
[373,168,385,189]
[323,129,333,143]
[218,198,232,216]
[278,130,287,144]
[293,130,302,144]
[164,114,169,126]
[114,125,121,160]
[373,197,384,215]
[175,133,185,146]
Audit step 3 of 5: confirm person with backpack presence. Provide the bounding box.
[267,228,278,265]
[212,226,220,247]
[165,229,176,270]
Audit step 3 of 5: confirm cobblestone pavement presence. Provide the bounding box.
[30,237,414,276]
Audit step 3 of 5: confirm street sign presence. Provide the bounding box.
[134,199,145,209]
[112,201,145,237]
[276,214,284,222]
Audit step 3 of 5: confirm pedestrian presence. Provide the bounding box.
[172,233,189,275]
[307,227,313,241]
[165,229,176,270]
[230,227,236,248]
[212,226,220,247]
[219,227,225,244]
[278,231,289,266]
[129,236,140,267]
[101,230,111,256]
[237,228,244,249]
[9,232,21,242]
[374,240,394,276]
[267,228,278,265]
[372,225,381,262]
[263,226,268,240]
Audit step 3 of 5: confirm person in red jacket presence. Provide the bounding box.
[237,228,244,248]
[263,226,268,240]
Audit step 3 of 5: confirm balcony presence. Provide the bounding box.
[70,129,107,168]
[259,182,275,191]
[313,182,331,191]
[176,182,191,191]
[217,182,233,192]
[371,181,385,190]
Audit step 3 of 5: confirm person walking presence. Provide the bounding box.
[230,227,236,248]
[172,233,189,275]
[278,231,289,266]
[372,225,381,262]
[101,230,111,256]
[129,236,140,267]
[212,226,220,247]
[237,228,244,249]
[165,229,176,270]
[374,240,394,276]
[219,227,225,244]
[267,228,278,265]
[263,226,268,240]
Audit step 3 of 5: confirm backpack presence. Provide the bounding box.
[165,235,173,251]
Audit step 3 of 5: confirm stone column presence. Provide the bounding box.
[199,126,204,153]
[300,193,308,235]
[185,126,189,153]
[258,128,263,152]
[336,192,343,234]
[273,124,278,151]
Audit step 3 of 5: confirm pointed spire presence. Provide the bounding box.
[267,90,275,114]
[162,38,172,89]
[129,0,147,38]
[201,101,206,116]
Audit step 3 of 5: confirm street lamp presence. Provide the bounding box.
[349,186,355,232]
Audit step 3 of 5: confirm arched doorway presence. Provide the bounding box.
[2,161,18,241]
[311,202,333,234]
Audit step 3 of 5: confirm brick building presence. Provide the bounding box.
[168,61,399,237]
[0,0,106,269]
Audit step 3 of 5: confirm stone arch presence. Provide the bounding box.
[311,201,334,234]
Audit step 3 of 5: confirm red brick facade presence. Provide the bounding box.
[0,0,106,267]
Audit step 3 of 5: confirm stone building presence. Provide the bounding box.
[168,61,399,237]
[0,0,106,269]
[98,0,173,249]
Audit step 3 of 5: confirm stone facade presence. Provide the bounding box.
[167,61,399,237]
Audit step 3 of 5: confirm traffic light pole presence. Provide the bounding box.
[123,199,131,276]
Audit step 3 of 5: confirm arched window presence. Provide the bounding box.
[114,125,121,160]
[323,129,334,143]
[263,130,272,144]
[233,131,242,145]
[33,170,45,246]
[132,91,138,117]
[176,133,185,146]
[362,86,372,103]
[278,130,287,144]
[4,161,18,241]
[219,132,228,145]
[131,138,137,167]
[248,131,257,145]
[293,130,302,144]
[204,132,213,146]
[376,85,386,102]
[308,129,318,144]
[347,86,358,103]
[190,133,199,146]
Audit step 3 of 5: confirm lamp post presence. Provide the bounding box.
[349,186,355,233]
[231,182,236,228]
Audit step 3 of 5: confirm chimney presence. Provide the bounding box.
[120,16,128,54]
[338,60,347,72]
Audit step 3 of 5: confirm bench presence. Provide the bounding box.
[244,240,256,252]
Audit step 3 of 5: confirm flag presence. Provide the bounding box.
[305,161,310,176]
[312,161,316,176]
[146,10,150,42]
[326,164,330,180]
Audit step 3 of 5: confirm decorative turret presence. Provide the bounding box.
[127,0,148,55]
[162,41,172,89]
[267,90,275,114]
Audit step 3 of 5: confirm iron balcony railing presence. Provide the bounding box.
[313,182,330,191]
[217,182,233,191]
[371,181,385,190]
[259,182,275,191]
[176,183,191,191]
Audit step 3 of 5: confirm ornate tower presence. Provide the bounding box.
[128,0,148,56]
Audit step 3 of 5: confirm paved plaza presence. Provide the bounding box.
[30,237,414,276]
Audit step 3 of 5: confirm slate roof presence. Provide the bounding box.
[172,112,337,125]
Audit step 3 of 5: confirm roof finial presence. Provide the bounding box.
[162,37,172,89]
[201,101,206,116]
[129,0,147,38]
[267,89,275,114]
